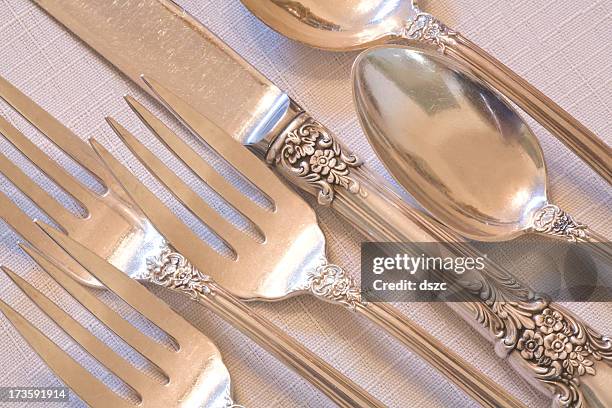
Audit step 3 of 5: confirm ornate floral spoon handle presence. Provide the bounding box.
[531,204,612,263]
[409,13,612,185]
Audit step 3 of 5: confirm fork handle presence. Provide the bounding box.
[185,282,385,408]
[304,263,524,408]
[355,302,525,408]
[406,13,612,184]
[265,113,612,407]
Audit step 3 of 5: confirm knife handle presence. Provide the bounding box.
[266,112,612,407]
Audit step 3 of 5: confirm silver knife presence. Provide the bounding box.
[33,1,612,406]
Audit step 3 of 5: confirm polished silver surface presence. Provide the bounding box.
[107,77,325,300]
[0,240,233,408]
[24,1,612,405]
[0,75,383,408]
[34,0,298,147]
[241,0,417,51]
[0,75,163,288]
[268,100,612,408]
[96,78,524,408]
[241,0,612,184]
[353,45,605,244]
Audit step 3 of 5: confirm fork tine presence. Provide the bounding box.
[123,95,268,226]
[141,76,285,195]
[89,139,229,273]
[1,266,156,395]
[19,242,176,373]
[0,149,80,232]
[30,223,204,346]
[0,271,128,408]
[105,116,250,253]
[0,75,111,189]
[0,116,98,225]
[0,190,98,287]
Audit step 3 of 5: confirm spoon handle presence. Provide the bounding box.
[531,203,612,264]
[440,33,612,184]
[266,114,612,407]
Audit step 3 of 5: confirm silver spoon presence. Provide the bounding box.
[241,0,611,184]
[351,45,610,249]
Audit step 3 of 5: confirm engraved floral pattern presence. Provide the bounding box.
[566,347,596,377]
[512,307,609,407]
[306,263,363,310]
[535,308,565,334]
[472,293,612,407]
[310,149,340,176]
[404,13,456,52]
[517,330,544,360]
[544,332,572,361]
[532,204,589,242]
[453,259,612,407]
[272,117,365,205]
[283,131,315,164]
[145,243,214,299]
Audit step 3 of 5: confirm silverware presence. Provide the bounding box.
[352,45,611,249]
[29,1,612,405]
[351,46,612,407]
[0,242,234,407]
[240,0,612,184]
[0,76,382,408]
[96,76,526,408]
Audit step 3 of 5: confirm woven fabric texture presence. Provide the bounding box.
[0,0,610,406]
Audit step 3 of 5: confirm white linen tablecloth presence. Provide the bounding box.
[0,0,610,406]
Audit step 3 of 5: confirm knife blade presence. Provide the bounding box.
[34,0,298,147]
[32,1,612,406]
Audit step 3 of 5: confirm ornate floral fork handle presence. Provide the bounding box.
[144,243,384,408]
[405,9,612,185]
[266,114,612,408]
[147,242,524,408]
[305,262,529,408]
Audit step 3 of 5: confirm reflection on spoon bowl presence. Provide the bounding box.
[352,45,607,247]
[240,0,416,50]
[242,0,612,185]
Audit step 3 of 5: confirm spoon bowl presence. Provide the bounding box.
[353,45,599,244]
[241,0,415,50]
[241,0,612,185]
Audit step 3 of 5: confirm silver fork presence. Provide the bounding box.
[0,76,383,408]
[93,76,525,408]
[0,241,233,407]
